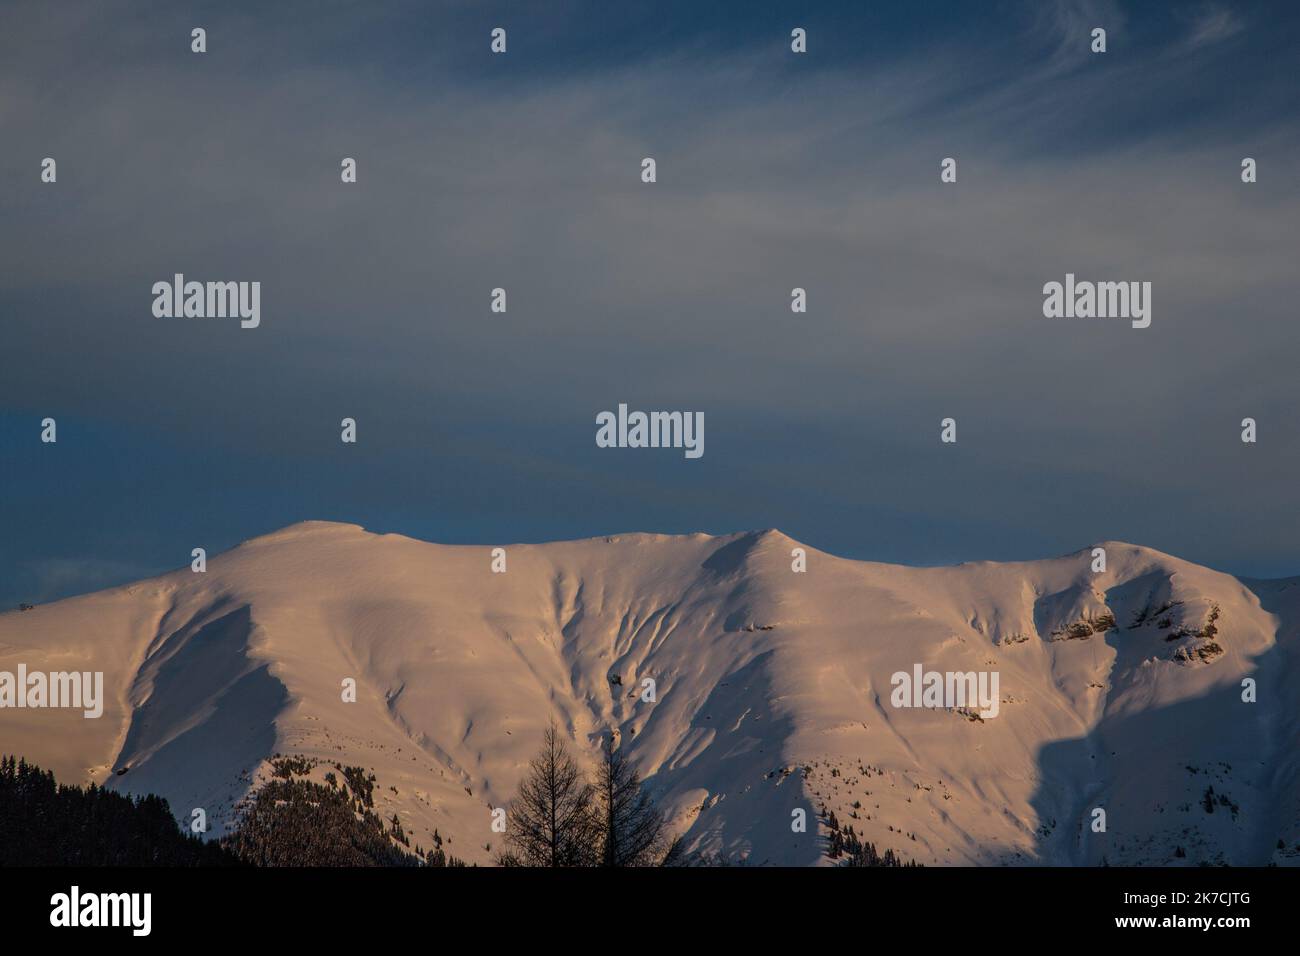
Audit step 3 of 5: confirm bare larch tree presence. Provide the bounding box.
[505,722,597,866]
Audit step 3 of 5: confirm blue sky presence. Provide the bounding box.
[3,0,1299,606]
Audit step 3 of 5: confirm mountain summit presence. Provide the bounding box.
[3,522,1297,866]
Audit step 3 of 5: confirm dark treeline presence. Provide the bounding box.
[0,755,466,867]
[0,755,239,866]
[223,773,416,866]
[5,746,916,868]
[824,810,922,867]
[222,757,469,867]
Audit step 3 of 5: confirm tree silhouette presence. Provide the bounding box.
[0,754,238,866]
[594,731,666,867]
[506,723,598,866]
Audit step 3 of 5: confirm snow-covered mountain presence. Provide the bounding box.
[3,521,1297,866]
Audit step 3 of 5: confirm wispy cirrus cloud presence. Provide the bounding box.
[1182,4,1246,50]
[1,0,1298,603]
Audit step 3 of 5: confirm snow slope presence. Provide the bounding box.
[2,521,1297,866]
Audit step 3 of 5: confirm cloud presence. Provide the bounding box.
[1183,5,1245,50]
[1023,0,1125,78]
[1,0,1298,581]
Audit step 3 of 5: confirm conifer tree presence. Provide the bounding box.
[506,723,597,866]
[593,731,666,867]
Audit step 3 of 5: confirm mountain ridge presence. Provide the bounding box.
[3,522,1297,866]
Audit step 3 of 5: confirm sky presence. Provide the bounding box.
[2,0,1299,606]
